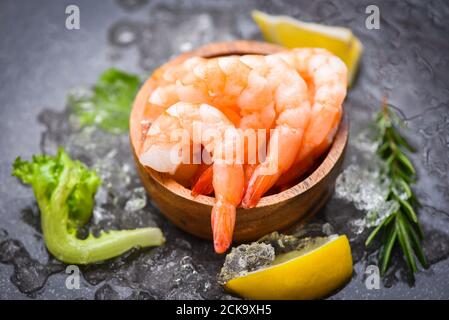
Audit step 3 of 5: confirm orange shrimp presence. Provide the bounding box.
[241,55,312,208]
[181,50,346,207]
[192,162,259,196]
[143,57,208,122]
[139,102,244,253]
[273,49,348,187]
[171,55,272,199]
[140,49,347,252]
[192,54,303,199]
[191,164,214,196]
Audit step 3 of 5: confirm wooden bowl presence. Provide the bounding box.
[130,40,349,242]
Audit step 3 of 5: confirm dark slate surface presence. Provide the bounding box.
[1,0,448,299]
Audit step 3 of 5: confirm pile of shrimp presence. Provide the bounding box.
[138,48,347,254]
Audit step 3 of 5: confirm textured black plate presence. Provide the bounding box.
[1,0,449,299]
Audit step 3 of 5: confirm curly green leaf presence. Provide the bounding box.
[13,148,165,264]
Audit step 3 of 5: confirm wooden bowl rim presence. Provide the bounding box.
[130,40,349,210]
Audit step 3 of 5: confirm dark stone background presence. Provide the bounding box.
[1,0,448,299]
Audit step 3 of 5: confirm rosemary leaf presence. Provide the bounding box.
[378,141,390,156]
[392,165,414,184]
[396,151,416,175]
[397,197,418,223]
[385,154,395,167]
[366,213,395,246]
[405,221,429,269]
[396,178,412,198]
[380,223,398,275]
[396,213,418,274]
[365,102,426,277]
[390,127,416,152]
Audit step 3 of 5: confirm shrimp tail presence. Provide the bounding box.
[243,163,257,192]
[241,169,281,208]
[191,165,214,196]
[243,126,305,208]
[211,199,236,254]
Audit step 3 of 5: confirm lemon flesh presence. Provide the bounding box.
[224,235,353,300]
[252,10,363,86]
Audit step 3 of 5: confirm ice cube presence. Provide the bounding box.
[124,187,147,212]
[218,243,275,285]
[335,164,389,213]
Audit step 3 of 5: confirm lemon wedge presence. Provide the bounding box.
[224,235,353,300]
[252,10,363,86]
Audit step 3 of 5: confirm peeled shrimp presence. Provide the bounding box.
[144,57,207,122]
[147,56,250,126]
[271,48,348,187]
[151,54,279,196]
[139,49,347,253]
[188,49,347,207]
[240,55,312,208]
[139,102,244,254]
[192,54,312,202]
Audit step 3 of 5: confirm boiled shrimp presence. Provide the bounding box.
[155,55,274,198]
[142,57,208,123]
[139,102,244,254]
[184,50,346,208]
[240,55,312,208]
[192,54,311,202]
[140,49,347,253]
[272,48,348,187]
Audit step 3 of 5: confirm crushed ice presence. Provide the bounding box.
[124,187,147,212]
[336,164,389,213]
[335,128,399,235]
[218,243,275,284]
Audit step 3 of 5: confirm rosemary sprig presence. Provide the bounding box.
[365,101,428,279]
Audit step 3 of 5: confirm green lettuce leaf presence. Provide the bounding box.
[12,148,164,264]
[69,69,141,134]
